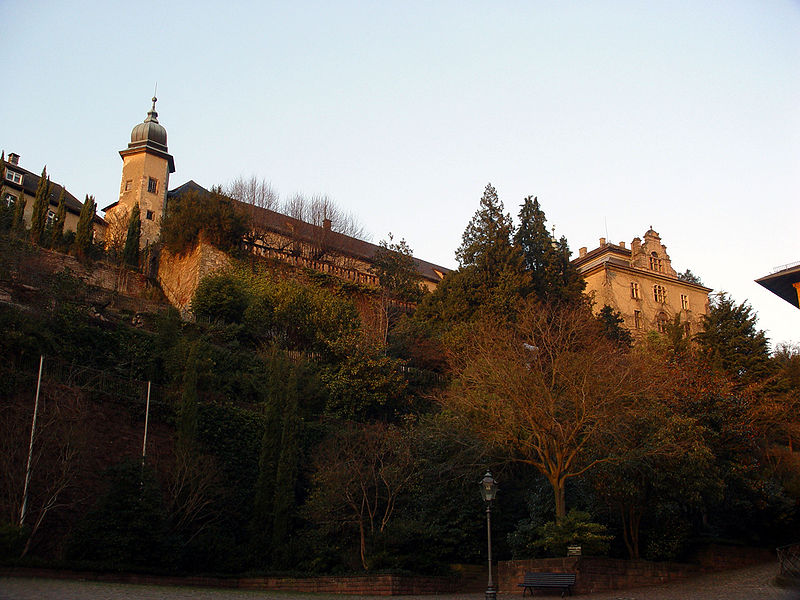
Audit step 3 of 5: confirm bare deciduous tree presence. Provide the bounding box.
[303,422,416,570]
[443,300,659,519]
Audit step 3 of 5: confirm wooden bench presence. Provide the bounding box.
[518,572,576,597]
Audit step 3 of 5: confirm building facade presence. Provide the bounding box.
[573,228,711,338]
[1,152,104,235]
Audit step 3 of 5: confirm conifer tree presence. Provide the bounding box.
[50,188,67,247]
[515,196,585,304]
[73,194,96,258]
[0,152,9,231]
[30,167,50,245]
[122,204,141,268]
[456,183,519,274]
[11,193,26,233]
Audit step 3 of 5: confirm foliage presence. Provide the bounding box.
[510,509,612,558]
[193,273,250,324]
[29,168,50,246]
[303,421,417,570]
[515,196,585,304]
[696,292,772,384]
[596,305,633,347]
[371,233,425,303]
[161,187,249,255]
[65,460,177,569]
[443,299,659,519]
[677,269,704,285]
[73,194,96,258]
[11,193,26,232]
[50,188,67,248]
[122,203,141,268]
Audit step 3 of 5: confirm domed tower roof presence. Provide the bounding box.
[120,96,175,174]
[128,97,168,151]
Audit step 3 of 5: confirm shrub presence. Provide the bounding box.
[509,509,612,558]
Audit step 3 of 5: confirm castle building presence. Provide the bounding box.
[106,98,449,301]
[1,152,105,235]
[572,228,711,338]
[102,97,175,249]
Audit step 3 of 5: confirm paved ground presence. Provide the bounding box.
[0,563,798,600]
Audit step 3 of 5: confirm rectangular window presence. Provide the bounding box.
[653,285,667,303]
[147,177,158,194]
[5,169,23,185]
[4,193,16,207]
[630,282,640,299]
[124,180,132,191]
[145,210,154,220]
[681,294,689,310]
[46,210,56,227]
[634,310,642,329]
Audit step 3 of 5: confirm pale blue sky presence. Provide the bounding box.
[3,1,799,345]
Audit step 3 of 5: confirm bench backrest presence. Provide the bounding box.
[523,572,576,585]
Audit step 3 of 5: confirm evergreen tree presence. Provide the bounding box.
[515,196,585,304]
[695,292,772,384]
[423,183,527,323]
[122,204,141,268]
[597,305,633,347]
[11,193,26,233]
[30,167,50,245]
[456,183,519,274]
[50,188,67,247]
[73,194,96,258]
[0,152,10,232]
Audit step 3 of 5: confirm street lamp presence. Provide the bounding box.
[480,470,498,600]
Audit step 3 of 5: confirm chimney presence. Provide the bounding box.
[599,237,606,246]
[632,237,641,254]
[619,241,626,248]
[579,247,587,257]
[8,153,20,165]
[323,218,332,232]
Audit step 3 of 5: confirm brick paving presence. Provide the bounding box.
[0,563,798,600]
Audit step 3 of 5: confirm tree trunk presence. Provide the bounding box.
[359,517,368,570]
[551,478,567,520]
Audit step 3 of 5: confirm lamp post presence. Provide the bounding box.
[480,470,498,600]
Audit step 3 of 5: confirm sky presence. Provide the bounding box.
[2,1,799,347]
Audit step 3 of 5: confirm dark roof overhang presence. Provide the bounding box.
[756,264,800,309]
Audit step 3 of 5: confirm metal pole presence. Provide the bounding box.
[20,355,44,527]
[141,381,151,463]
[486,501,496,600]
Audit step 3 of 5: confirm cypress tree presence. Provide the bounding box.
[122,204,141,268]
[74,194,96,258]
[50,188,67,248]
[11,193,26,233]
[515,196,585,304]
[0,152,10,231]
[30,167,50,245]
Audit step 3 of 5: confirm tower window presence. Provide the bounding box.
[649,252,663,272]
[124,180,132,191]
[147,178,158,194]
[653,285,667,303]
[145,210,154,220]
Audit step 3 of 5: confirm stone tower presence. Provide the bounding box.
[105,97,175,248]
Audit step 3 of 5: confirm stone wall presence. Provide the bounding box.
[498,546,774,595]
[157,242,231,317]
[0,568,467,596]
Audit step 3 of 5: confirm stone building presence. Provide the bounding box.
[572,228,711,338]
[105,98,449,301]
[1,152,105,235]
[102,97,175,249]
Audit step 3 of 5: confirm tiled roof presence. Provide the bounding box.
[167,181,451,283]
[3,161,106,224]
